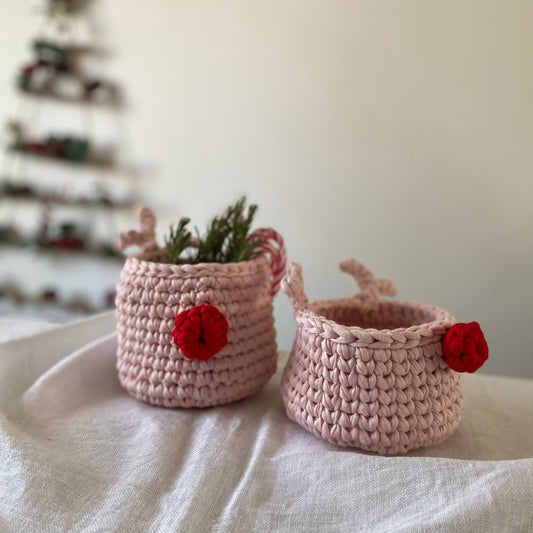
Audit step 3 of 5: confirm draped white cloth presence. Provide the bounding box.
[1,313,532,532]
[0,316,56,343]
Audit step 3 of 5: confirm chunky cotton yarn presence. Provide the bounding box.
[280,259,464,455]
[115,208,284,408]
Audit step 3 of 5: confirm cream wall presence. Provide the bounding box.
[1,0,532,377]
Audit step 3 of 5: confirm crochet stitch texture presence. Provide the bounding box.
[281,259,464,455]
[115,207,284,408]
[116,256,277,407]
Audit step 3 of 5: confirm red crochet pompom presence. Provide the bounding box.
[173,305,229,361]
[442,321,488,373]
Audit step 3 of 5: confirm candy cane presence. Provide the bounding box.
[250,227,286,297]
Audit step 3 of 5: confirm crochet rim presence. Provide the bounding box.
[300,298,455,337]
[121,254,269,279]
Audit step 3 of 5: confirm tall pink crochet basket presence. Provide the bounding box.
[281,259,464,455]
[115,208,286,408]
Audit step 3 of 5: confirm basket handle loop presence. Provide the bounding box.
[339,259,397,300]
[281,262,309,309]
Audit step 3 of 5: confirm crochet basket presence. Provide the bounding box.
[281,259,464,455]
[115,208,286,408]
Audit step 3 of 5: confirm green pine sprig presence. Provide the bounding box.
[164,217,192,264]
[164,197,262,265]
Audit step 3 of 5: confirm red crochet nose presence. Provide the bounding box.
[442,321,488,373]
[172,305,229,361]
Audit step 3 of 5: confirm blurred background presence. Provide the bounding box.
[0,0,532,377]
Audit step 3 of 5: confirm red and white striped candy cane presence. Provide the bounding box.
[249,228,286,297]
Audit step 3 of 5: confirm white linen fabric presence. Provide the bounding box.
[1,313,532,532]
[0,316,56,343]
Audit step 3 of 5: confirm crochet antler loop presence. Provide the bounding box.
[339,259,397,300]
[118,207,165,260]
[281,262,309,310]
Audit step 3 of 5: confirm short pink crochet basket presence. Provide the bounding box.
[281,259,464,455]
[115,208,286,408]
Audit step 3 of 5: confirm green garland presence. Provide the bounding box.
[164,197,262,264]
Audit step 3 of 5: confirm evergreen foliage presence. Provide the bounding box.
[164,197,262,264]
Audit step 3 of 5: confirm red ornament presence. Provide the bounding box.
[442,321,488,373]
[172,305,228,361]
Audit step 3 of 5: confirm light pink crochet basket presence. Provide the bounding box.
[115,209,285,408]
[281,259,464,455]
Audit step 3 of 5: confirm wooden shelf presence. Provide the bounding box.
[8,147,116,171]
[0,191,134,210]
[19,87,121,108]
[33,42,107,56]
[0,241,124,262]
[0,294,114,317]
